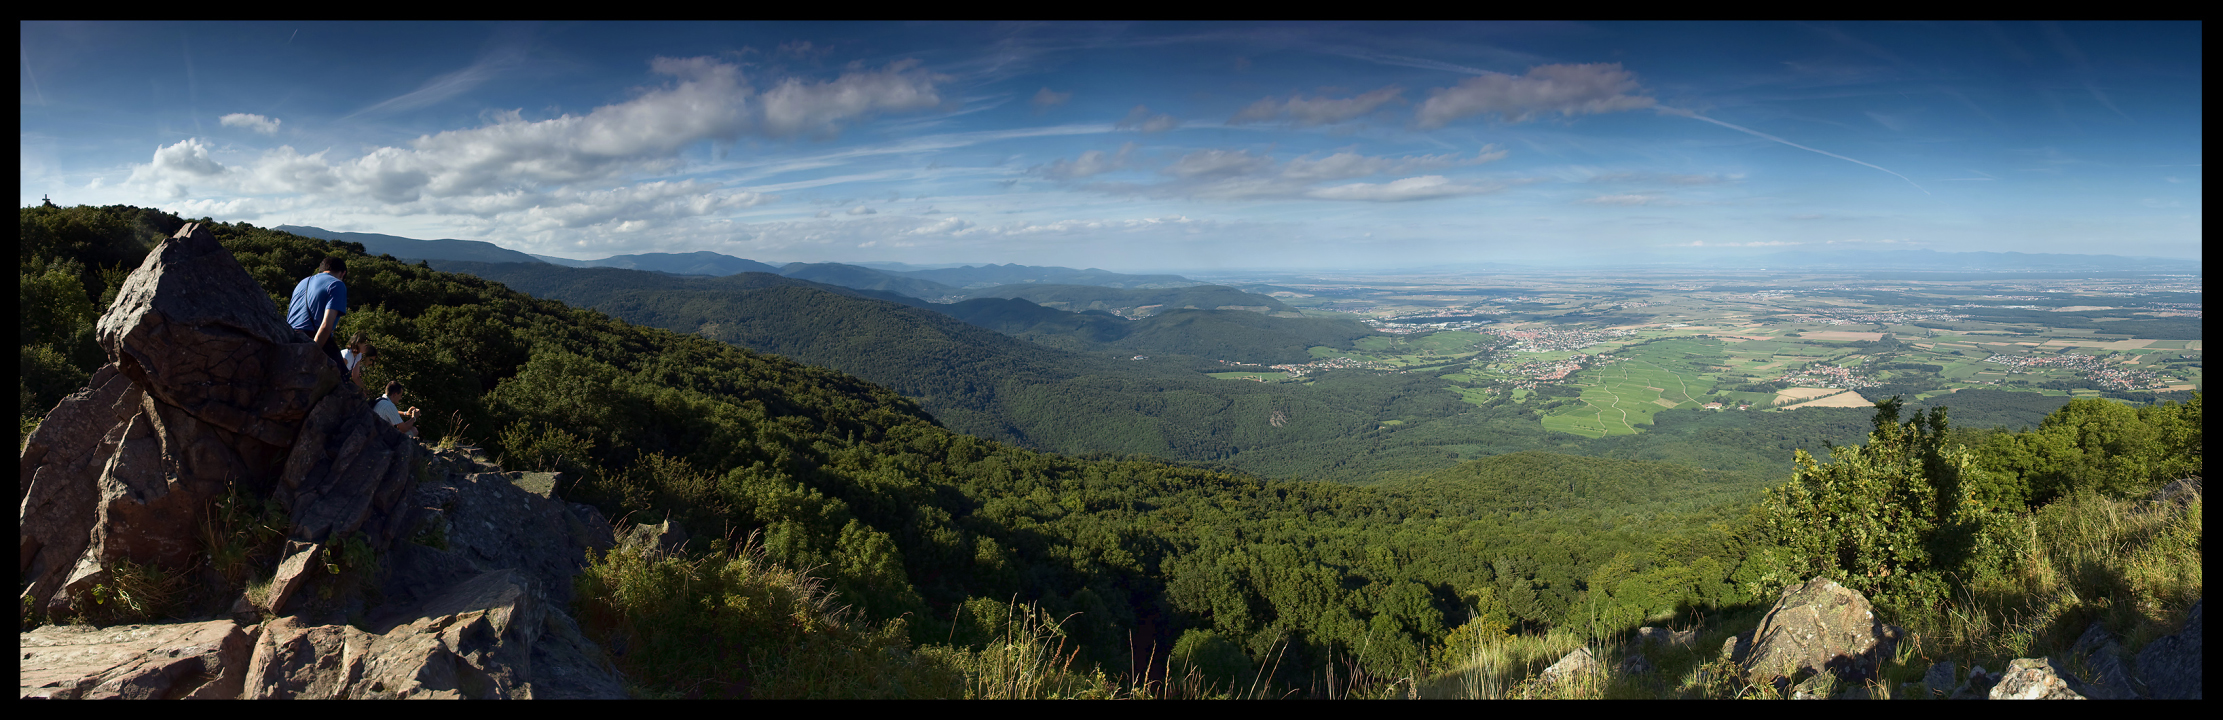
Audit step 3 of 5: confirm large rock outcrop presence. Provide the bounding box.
[21,223,415,618]
[2134,599,2202,699]
[1742,577,1901,688]
[19,224,627,698]
[19,619,259,699]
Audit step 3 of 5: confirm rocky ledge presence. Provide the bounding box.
[19,224,625,699]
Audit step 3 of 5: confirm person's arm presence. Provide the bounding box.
[313,308,340,346]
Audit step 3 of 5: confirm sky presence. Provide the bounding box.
[19,21,2203,272]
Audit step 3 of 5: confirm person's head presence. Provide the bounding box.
[317,256,348,278]
[348,332,369,352]
[383,380,403,401]
[361,344,378,364]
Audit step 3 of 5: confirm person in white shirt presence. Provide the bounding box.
[339,333,378,387]
[372,380,421,439]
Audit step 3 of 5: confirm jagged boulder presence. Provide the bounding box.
[19,223,417,619]
[240,569,623,699]
[2063,621,2139,699]
[18,225,628,699]
[2134,599,2202,700]
[1950,665,2000,699]
[19,619,258,699]
[627,517,689,556]
[1990,658,2085,700]
[1534,647,1601,689]
[1721,631,1752,664]
[1634,626,1698,652]
[1743,577,1898,687]
[382,452,615,611]
[1919,660,1955,699]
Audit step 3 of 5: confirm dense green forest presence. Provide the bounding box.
[21,204,2200,698]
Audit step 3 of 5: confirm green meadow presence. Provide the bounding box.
[1541,337,1722,438]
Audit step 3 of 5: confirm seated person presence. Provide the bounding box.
[371,380,421,439]
[340,336,378,386]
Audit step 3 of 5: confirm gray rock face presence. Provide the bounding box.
[1744,578,1897,687]
[382,454,615,611]
[1990,657,2085,700]
[19,619,258,699]
[2064,621,2139,699]
[2134,599,2202,700]
[1951,665,1999,699]
[1722,631,1753,665]
[627,517,690,556]
[1922,660,1956,699]
[1536,647,1600,688]
[19,223,415,619]
[18,226,627,699]
[1635,626,1698,652]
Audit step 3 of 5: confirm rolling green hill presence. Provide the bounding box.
[434,261,1466,472]
[780,261,963,299]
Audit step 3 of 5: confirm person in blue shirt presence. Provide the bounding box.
[287,256,351,375]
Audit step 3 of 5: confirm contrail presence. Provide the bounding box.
[1659,106,1929,196]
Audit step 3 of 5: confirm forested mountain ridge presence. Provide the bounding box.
[427,260,1460,471]
[274,224,545,264]
[779,262,964,300]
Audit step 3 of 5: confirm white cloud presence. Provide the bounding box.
[815,210,833,218]
[1306,176,1503,202]
[1415,63,1656,128]
[1280,147,1504,182]
[219,113,282,135]
[1116,105,1179,133]
[759,58,942,138]
[125,138,228,197]
[1228,86,1404,126]
[1164,149,1272,179]
[130,57,940,207]
[847,205,876,215]
[1586,171,1740,185]
[1581,194,1655,205]
[1030,87,1072,110]
[1037,142,1136,180]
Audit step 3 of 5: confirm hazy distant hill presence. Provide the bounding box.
[275,225,545,265]
[889,263,1201,289]
[958,283,1299,317]
[778,262,962,300]
[569,251,781,276]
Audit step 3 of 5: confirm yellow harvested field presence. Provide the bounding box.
[1801,331,1884,341]
[2105,339,2156,350]
[2166,384,2196,391]
[1779,390,1873,410]
[1774,387,1846,405]
[1652,398,1680,408]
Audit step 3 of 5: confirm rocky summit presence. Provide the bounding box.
[19,224,625,699]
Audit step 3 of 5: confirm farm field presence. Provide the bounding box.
[1215,269,2198,439]
[1541,337,1723,438]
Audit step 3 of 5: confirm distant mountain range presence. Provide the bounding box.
[277,225,1203,295]
[275,225,544,265]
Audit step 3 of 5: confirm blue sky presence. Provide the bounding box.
[19,21,2203,271]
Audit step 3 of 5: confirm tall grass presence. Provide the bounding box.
[1895,486,2201,675]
